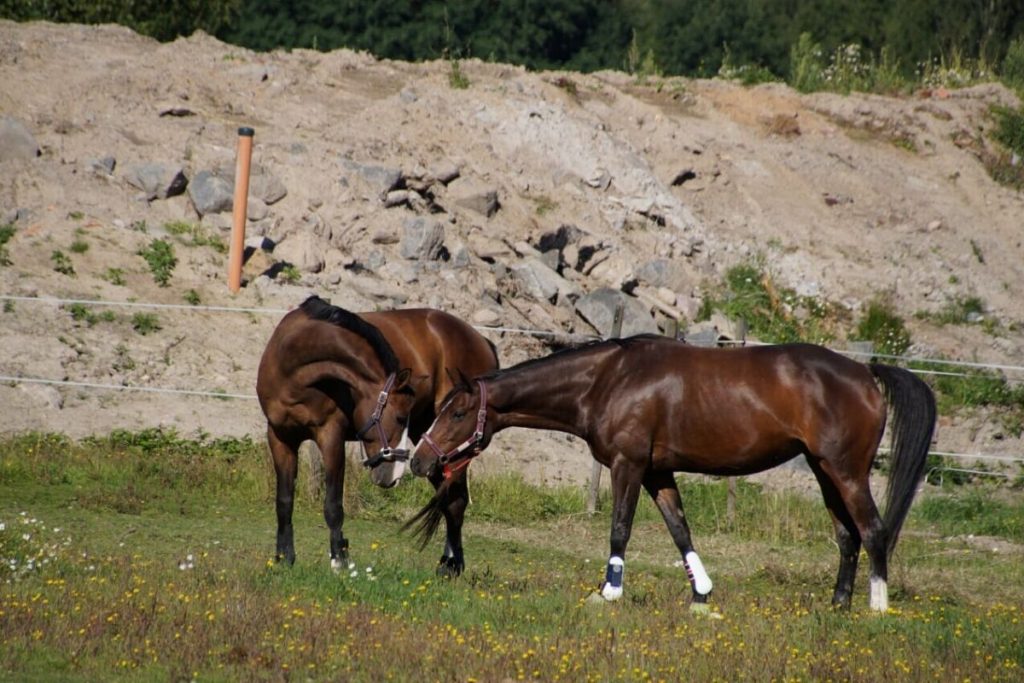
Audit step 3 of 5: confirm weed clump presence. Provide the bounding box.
[138,239,176,286]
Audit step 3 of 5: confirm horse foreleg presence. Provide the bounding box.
[268,426,299,565]
[433,469,468,578]
[600,455,644,601]
[320,428,350,572]
[642,470,713,610]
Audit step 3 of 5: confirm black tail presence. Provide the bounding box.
[402,478,452,549]
[870,364,937,556]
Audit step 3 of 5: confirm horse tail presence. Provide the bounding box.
[870,363,937,556]
[402,477,451,549]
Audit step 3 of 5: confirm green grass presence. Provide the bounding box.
[1,431,1022,682]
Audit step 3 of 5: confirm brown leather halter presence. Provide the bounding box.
[357,373,409,468]
[420,380,488,478]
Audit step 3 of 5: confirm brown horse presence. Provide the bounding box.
[257,296,498,575]
[409,335,936,612]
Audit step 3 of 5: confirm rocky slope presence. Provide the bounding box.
[2,21,1022,485]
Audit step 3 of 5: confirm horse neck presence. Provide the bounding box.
[488,349,602,438]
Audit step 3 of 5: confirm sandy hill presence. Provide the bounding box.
[1,21,1022,485]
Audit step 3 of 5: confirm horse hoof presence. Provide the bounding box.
[599,582,623,601]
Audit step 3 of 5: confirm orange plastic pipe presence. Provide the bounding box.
[228,127,254,293]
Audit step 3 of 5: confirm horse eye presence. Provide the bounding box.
[452,410,466,420]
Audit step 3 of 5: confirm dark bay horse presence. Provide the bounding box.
[409,335,936,612]
[256,296,498,575]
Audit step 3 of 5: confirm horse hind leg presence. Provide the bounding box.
[268,426,300,565]
[808,454,888,611]
[642,470,714,613]
[807,457,861,608]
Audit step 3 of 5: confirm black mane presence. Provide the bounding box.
[479,333,666,381]
[299,296,399,373]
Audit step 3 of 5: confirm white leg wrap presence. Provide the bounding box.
[330,558,344,573]
[870,576,888,612]
[601,556,624,601]
[684,551,713,595]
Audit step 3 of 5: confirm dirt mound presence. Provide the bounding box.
[1,21,1022,485]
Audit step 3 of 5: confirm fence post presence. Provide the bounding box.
[227,126,254,293]
[587,300,625,514]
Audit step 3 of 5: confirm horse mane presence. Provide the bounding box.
[479,333,664,381]
[298,296,400,374]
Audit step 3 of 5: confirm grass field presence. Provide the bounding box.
[1,431,1022,682]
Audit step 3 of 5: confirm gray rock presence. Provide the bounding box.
[467,233,513,261]
[512,257,579,304]
[456,190,499,217]
[342,159,403,197]
[0,117,40,161]
[365,249,387,270]
[575,288,659,338]
[274,231,324,273]
[249,172,288,205]
[381,260,419,283]
[246,197,268,221]
[188,170,234,216]
[635,258,692,291]
[449,241,471,269]
[86,156,116,175]
[471,308,501,326]
[431,162,461,185]
[125,163,188,201]
[400,217,445,260]
[347,273,409,303]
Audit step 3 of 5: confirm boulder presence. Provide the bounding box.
[125,163,188,201]
[187,170,233,215]
[274,230,324,273]
[341,159,403,198]
[400,217,445,260]
[575,288,659,338]
[512,257,580,304]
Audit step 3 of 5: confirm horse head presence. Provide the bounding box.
[410,375,491,479]
[357,368,420,488]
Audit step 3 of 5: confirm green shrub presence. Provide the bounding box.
[853,298,911,355]
[789,33,825,93]
[102,267,126,286]
[137,239,176,286]
[50,250,75,276]
[707,261,839,343]
[1002,37,1024,92]
[991,105,1024,157]
[0,223,14,266]
[131,312,161,335]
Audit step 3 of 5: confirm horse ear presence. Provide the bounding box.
[457,368,473,390]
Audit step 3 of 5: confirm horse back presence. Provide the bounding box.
[363,308,499,407]
[599,339,886,472]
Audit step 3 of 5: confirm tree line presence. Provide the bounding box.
[3,0,1024,81]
